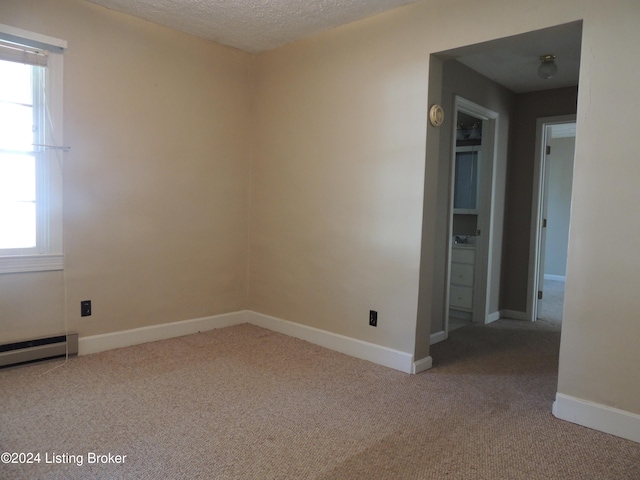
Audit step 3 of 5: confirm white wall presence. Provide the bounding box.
[544,135,575,278]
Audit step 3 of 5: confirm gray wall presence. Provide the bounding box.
[501,87,577,312]
[425,59,514,336]
[424,76,578,332]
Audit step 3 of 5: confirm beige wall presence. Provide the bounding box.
[249,11,429,354]
[0,272,65,343]
[557,2,640,413]
[2,0,640,420]
[0,0,253,342]
[251,0,640,416]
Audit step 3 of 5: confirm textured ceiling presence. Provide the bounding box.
[86,0,417,53]
[85,1,581,93]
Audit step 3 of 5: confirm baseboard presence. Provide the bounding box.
[487,311,500,323]
[553,393,640,444]
[245,311,416,374]
[413,356,433,374]
[79,311,248,355]
[79,310,419,374]
[544,274,566,282]
[430,330,447,345]
[449,309,471,320]
[501,309,529,321]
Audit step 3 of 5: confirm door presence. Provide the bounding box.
[530,116,576,321]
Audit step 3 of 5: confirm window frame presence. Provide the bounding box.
[0,24,66,274]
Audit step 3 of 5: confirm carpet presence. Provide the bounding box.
[1,320,638,479]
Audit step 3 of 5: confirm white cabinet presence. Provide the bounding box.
[450,246,475,311]
[451,262,474,287]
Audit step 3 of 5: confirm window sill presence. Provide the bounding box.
[0,254,64,274]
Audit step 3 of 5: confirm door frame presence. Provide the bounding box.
[527,114,576,321]
[444,96,499,334]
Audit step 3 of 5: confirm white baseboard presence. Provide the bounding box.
[544,274,566,282]
[501,309,529,321]
[79,311,248,355]
[449,309,471,320]
[413,356,433,374]
[553,393,640,444]
[245,311,416,374]
[487,311,500,323]
[430,330,447,345]
[80,310,419,374]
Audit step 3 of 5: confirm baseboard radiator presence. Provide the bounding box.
[0,333,78,368]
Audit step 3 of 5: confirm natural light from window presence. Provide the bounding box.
[0,59,40,249]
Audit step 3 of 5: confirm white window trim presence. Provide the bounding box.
[0,23,66,53]
[0,254,64,274]
[0,24,66,274]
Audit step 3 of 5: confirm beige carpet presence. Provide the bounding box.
[1,320,638,479]
[538,278,565,323]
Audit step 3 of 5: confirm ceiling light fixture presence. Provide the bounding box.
[538,54,558,80]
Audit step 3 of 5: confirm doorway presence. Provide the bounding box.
[529,116,576,323]
[420,21,582,353]
[446,97,498,335]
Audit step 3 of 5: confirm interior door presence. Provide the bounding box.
[530,116,576,321]
[535,126,551,318]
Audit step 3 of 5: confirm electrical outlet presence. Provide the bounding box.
[369,310,377,327]
[81,300,92,317]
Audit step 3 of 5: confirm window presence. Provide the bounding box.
[0,24,65,273]
[0,58,44,252]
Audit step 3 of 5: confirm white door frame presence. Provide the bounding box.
[445,96,499,334]
[527,114,576,321]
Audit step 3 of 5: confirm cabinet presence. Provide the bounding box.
[454,145,480,214]
[450,246,475,312]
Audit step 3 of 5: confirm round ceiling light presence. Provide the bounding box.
[538,54,558,80]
